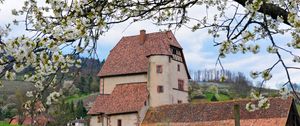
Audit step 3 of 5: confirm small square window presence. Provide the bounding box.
[156,65,163,73]
[178,100,182,104]
[157,85,164,93]
[177,64,180,71]
[118,119,122,126]
[178,80,184,91]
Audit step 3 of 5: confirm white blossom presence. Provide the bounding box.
[5,71,16,80]
[262,70,272,81]
[250,71,259,79]
[279,87,290,99]
[26,91,33,97]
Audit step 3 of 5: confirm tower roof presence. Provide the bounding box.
[98,30,189,77]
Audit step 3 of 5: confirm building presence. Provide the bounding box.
[68,118,87,126]
[88,30,190,126]
[88,30,300,126]
[142,97,300,126]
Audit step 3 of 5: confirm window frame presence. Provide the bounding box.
[157,85,164,93]
[178,100,182,104]
[117,119,122,126]
[178,79,184,91]
[156,65,163,73]
[97,116,103,123]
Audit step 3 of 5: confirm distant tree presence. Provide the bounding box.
[208,85,219,94]
[78,77,88,93]
[14,89,27,124]
[75,100,87,118]
[211,95,218,102]
[87,76,93,93]
[69,102,75,114]
[188,81,203,102]
[49,100,75,126]
[91,77,100,93]
[0,108,4,120]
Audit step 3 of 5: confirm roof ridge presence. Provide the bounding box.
[122,31,171,38]
[154,97,292,108]
[115,82,147,86]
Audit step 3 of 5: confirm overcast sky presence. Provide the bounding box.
[1,0,300,89]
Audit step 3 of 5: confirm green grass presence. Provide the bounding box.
[204,92,231,101]
[65,93,90,103]
[296,104,300,114]
[0,121,21,126]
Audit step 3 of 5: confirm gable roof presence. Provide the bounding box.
[142,97,296,126]
[98,31,189,78]
[88,82,149,115]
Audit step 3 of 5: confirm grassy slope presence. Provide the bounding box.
[0,121,21,126]
[191,82,279,103]
[65,93,91,103]
[65,93,98,104]
[204,92,231,101]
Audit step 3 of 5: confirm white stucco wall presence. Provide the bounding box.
[109,113,138,126]
[148,55,172,107]
[168,59,189,104]
[139,105,149,124]
[148,55,189,107]
[90,116,107,126]
[100,74,147,94]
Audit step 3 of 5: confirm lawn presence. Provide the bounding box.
[204,92,231,101]
[65,93,90,103]
[0,121,21,126]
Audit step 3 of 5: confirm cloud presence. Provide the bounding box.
[1,0,299,89]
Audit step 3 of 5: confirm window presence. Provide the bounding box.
[177,64,180,71]
[97,116,103,123]
[178,80,184,91]
[178,100,182,104]
[144,101,147,106]
[156,65,162,73]
[172,48,176,54]
[117,119,122,126]
[157,85,164,93]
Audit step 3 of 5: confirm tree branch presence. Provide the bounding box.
[233,0,291,25]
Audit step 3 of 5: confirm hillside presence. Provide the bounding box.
[189,81,279,103]
[0,80,34,96]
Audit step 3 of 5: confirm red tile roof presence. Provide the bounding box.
[98,31,184,77]
[142,97,294,126]
[88,82,149,115]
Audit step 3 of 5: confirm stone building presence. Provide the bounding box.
[88,30,300,126]
[88,30,190,126]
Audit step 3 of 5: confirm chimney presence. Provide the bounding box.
[140,29,146,44]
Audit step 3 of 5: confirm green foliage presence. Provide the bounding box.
[211,95,218,101]
[208,85,219,94]
[0,121,21,126]
[0,108,4,120]
[75,100,87,118]
[65,93,90,103]
[204,92,230,101]
[49,100,75,126]
[48,100,87,126]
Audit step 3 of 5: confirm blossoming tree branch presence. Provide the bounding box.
[0,0,299,113]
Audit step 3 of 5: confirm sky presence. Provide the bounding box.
[0,0,300,89]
